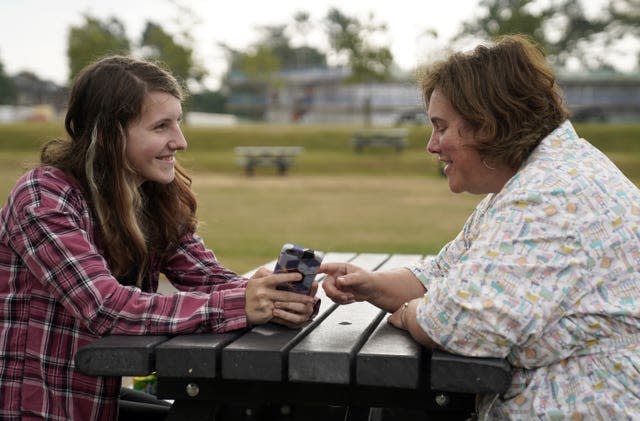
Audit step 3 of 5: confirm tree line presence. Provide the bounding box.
[0,0,638,110]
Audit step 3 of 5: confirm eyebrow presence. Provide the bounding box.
[430,116,446,126]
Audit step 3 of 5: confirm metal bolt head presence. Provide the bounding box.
[185,382,200,397]
[280,404,292,415]
[435,393,450,407]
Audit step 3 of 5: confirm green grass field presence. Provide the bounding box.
[2,122,639,273]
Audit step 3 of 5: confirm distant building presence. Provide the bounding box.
[2,72,68,122]
[559,71,640,123]
[226,66,421,125]
[13,72,67,109]
[227,67,640,125]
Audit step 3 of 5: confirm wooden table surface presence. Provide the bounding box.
[76,252,511,420]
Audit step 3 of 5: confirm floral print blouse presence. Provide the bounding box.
[409,121,640,419]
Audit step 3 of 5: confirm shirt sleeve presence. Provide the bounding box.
[416,190,585,358]
[162,232,248,293]
[407,195,493,290]
[6,172,248,336]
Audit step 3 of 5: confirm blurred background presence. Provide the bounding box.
[1,0,639,124]
[1,0,639,272]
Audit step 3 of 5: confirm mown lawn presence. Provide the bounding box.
[1,122,639,273]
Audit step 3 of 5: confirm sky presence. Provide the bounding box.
[0,0,482,90]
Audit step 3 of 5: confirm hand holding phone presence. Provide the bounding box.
[274,243,324,295]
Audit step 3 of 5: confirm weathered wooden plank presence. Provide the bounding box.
[75,335,170,376]
[356,321,423,388]
[154,332,243,379]
[220,288,335,382]
[375,254,424,271]
[220,252,357,381]
[430,351,512,394]
[288,300,385,384]
[288,253,390,384]
[354,253,425,389]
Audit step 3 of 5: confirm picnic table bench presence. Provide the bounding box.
[75,252,512,421]
[234,146,304,176]
[352,129,408,153]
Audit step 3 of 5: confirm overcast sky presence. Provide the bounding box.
[0,0,623,90]
[0,0,485,89]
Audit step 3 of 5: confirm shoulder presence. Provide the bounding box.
[5,166,86,214]
[507,121,623,196]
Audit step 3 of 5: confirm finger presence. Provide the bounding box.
[387,312,402,329]
[271,316,300,329]
[321,278,353,304]
[271,310,308,329]
[308,280,319,297]
[334,272,368,292]
[272,289,315,305]
[265,271,304,287]
[274,300,312,316]
[318,262,346,275]
[251,266,273,279]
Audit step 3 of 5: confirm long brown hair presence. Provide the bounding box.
[417,34,570,170]
[41,56,197,286]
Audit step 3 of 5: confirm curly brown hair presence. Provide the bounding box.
[41,56,197,287]
[417,34,570,170]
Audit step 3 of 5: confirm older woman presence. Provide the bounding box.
[320,34,640,419]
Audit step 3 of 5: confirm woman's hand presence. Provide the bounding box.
[319,262,376,304]
[245,267,318,328]
[320,264,426,313]
[387,300,413,330]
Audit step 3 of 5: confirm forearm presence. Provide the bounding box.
[370,268,426,312]
[403,299,442,349]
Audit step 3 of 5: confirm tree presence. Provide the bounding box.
[236,44,283,83]
[608,0,640,35]
[455,0,550,48]
[606,0,640,68]
[324,8,394,83]
[189,90,227,113]
[0,58,16,104]
[453,0,622,71]
[220,16,328,102]
[140,22,206,90]
[250,22,326,70]
[546,0,611,70]
[67,15,130,82]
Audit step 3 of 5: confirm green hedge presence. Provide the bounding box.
[2,121,638,151]
[1,122,638,178]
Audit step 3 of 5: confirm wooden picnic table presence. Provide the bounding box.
[352,129,408,153]
[234,146,304,176]
[75,252,511,421]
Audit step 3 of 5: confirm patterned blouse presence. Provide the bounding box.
[0,166,249,420]
[409,121,640,419]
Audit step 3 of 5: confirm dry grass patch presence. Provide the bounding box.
[191,173,479,273]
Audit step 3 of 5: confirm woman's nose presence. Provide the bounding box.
[170,128,188,150]
[426,133,438,154]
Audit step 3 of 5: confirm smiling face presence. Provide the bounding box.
[125,91,186,185]
[426,89,515,194]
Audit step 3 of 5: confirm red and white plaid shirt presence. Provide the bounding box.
[0,166,249,420]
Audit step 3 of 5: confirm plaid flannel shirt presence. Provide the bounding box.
[0,166,248,420]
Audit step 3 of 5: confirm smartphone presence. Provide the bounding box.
[274,243,324,295]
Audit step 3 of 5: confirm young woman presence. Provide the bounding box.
[0,56,317,420]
